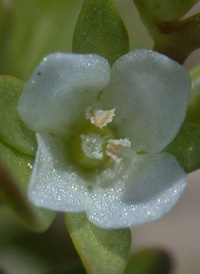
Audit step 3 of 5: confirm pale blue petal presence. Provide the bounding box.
[87,152,186,228]
[18,53,110,134]
[28,133,91,211]
[101,50,191,152]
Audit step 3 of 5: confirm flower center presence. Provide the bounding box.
[68,107,131,170]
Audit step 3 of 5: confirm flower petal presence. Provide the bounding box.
[18,53,110,134]
[101,50,191,152]
[87,152,186,228]
[28,133,91,212]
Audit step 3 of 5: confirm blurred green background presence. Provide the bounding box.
[0,0,153,81]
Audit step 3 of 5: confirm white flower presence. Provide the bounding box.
[18,50,191,229]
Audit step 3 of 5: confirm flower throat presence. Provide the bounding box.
[67,107,131,170]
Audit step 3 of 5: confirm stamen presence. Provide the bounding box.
[106,139,131,163]
[86,106,115,128]
[80,133,105,159]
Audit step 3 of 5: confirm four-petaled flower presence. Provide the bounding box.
[18,50,191,228]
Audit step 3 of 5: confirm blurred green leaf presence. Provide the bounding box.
[0,76,37,156]
[0,207,81,273]
[165,122,200,174]
[124,248,173,274]
[0,141,55,232]
[0,0,82,80]
[135,0,199,22]
[0,1,13,65]
[186,64,200,124]
[65,213,131,274]
[73,0,129,65]
[47,263,85,274]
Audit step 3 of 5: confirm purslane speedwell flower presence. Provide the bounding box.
[18,50,191,229]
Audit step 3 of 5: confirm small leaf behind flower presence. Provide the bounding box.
[0,76,37,156]
[124,248,173,274]
[186,64,200,125]
[0,141,55,232]
[73,0,129,65]
[65,213,131,274]
[0,75,55,231]
[165,122,200,174]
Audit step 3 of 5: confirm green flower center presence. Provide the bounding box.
[66,107,131,171]
[68,123,115,170]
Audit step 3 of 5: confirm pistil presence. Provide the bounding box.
[80,133,105,160]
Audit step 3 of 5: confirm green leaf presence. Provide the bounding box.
[165,122,200,174]
[0,75,37,156]
[186,64,200,124]
[0,0,82,80]
[124,248,173,274]
[137,0,199,22]
[65,213,131,274]
[73,0,129,65]
[0,140,55,232]
[0,75,54,231]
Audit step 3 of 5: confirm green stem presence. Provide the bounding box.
[134,0,200,64]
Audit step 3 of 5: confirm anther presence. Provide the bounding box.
[106,139,131,163]
[86,106,115,128]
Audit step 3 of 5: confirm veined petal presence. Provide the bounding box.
[101,50,191,152]
[87,152,186,228]
[28,133,91,211]
[18,53,110,134]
